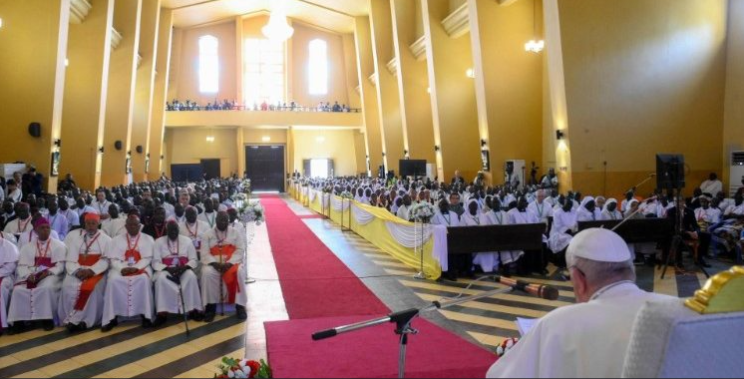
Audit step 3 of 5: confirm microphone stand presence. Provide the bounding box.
[312,286,514,379]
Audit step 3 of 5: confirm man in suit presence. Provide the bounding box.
[667,200,712,268]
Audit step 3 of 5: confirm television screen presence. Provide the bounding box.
[400,160,427,178]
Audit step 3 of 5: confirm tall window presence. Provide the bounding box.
[199,36,219,93]
[244,38,285,105]
[308,39,328,95]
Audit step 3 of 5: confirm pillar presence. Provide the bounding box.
[147,9,173,181]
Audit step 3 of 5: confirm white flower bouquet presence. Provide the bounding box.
[411,202,436,223]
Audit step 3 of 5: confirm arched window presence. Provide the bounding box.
[308,39,328,95]
[199,35,219,93]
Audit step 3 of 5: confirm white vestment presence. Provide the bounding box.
[152,235,202,314]
[102,217,127,238]
[59,230,111,328]
[7,239,66,324]
[487,283,672,378]
[93,201,112,218]
[549,209,577,253]
[527,201,554,225]
[17,230,61,251]
[475,211,519,271]
[0,237,20,328]
[3,217,34,240]
[506,209,536,260]
[700,179,723,196]
[431,211,460,228]
[103,233,155,325]
[200,228,247,307]
[179,220,211,254]
[198,212,218,229]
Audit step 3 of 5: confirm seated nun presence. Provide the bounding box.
[487,229,674,378]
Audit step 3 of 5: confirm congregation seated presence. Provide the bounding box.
[165,98,360,113]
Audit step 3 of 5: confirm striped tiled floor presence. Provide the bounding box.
[0,220,287,379]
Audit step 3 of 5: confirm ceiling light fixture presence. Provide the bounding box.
[263,0,294,43]
[262,136,271,142]
[525,0,545,53]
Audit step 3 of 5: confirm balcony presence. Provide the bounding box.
[165,108,364,129]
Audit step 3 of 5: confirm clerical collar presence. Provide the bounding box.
[590,281,636,302]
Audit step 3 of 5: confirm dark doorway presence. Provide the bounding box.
[246,145,285,192]
[171,164,203,182]
[201,159,221,180]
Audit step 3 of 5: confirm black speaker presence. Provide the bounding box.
[136,145,143,154]
[114,141,123,151]
[656,154,686,190]
[28,123,41,138]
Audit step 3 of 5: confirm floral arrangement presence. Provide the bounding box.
[215,357,271,379]
[411,202,436,223]
[241,179,252,196]
[495,338,519,359]
[340,191,354,200]
[232,193,248,203]
[238,200,265,224]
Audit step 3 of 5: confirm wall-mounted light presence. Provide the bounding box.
[0,18,4,29]
[427,87,431,94]
[65,58,69,67]
[262,136,271,142]
[53,139,62,148]
[481,139,488,148]
[127,151,132,157]
[382,152,386,158]
[146,153,150,158]
[466,68,475,79]
[98,147,105,154]
[206,135,215,143]
[160,155,165,160]
[556,130,566,140]
[434,145,441,152]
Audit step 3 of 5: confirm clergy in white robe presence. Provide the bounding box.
[101,204,126,238]
[487,229,673,378]
[152,222,202,325]
[549,202,578,254]
[0,234,19,332]
[506,198,537,263]
[7,218,66,332]
[577,197,601,222]
[527,190,554,225]
[18,228,61,251]
[180,207,210,258]
[4,203,33,241]
[59,214,111,331]
[198,201,218,229]
[200,212,247,322]
[601,199,623,221]
[700,173,723,197]
[47,200,70,240]
[102,215,155,331]
[476,198,515,272]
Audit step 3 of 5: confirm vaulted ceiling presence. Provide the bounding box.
[163,0,369,33]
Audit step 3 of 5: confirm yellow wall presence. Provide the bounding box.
[164,128,239,176]
[0,0,69,192]
[558,0,728,198]
[723,0,744,193]
[291,129,359,177]
[174,21,237,105]
[471,0,544,185]
[291,23,350,107]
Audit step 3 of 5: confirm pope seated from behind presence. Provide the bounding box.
[487,228,674,378]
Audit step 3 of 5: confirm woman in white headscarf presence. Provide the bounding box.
[577,197,601,222]
[601,198,623,221]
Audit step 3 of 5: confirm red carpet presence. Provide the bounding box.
[265,316,495,378]
[260,195,389,319]
[261,195,495,378]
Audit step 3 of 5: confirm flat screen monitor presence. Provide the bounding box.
[400,160,427,178]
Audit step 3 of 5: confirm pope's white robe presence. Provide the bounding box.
[17,230,61,251]
[8,239,66,324]
[0,237,20,328]
[152,235,202,314]
[59,230,111,328]
[487,283,672,378]
[103,233,155,325]
[3,217,34,241]
[200,228,247,307]
[102,217,127,238]
[549,209,578,253]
